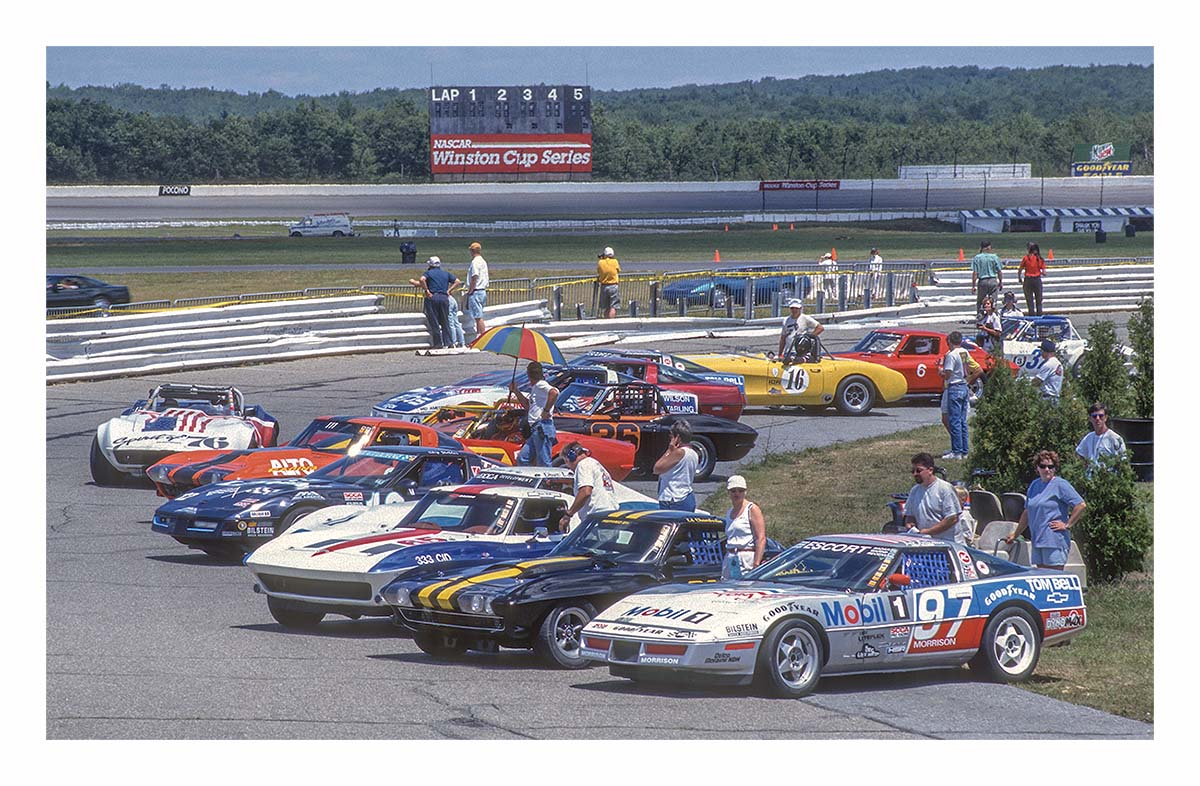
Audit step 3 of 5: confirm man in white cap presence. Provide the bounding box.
[596,246,621,319]
[778,298,824,358]
[414,256,460,349]
[466,241,489,337]
[558,441,618,532]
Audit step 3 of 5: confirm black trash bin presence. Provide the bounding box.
[1125,224,1136,238]
[400,242,417,265]
[1095,230,1107,244]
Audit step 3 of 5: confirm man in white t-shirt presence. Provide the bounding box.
[867,247,884,298]
[1032,340,1064,401]
[778,299,824,359]
[1076,402,1127,464]
[558,442,618,532]
[466,241,490,338]
[904,452,966,544]
[509,361,558,467]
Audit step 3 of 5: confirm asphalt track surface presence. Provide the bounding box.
[46,178,1154,222]
[45,318,1151,740]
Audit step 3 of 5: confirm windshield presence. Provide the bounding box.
[555,383,605,415]
[850,332,902,354]
[553,519,674,563]
[745,540,897,592]
[397,490,516,534]
[290,420,370,452]
[309,452,417,488]
[1002,318,1032,340]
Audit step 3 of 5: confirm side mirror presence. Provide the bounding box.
[532,526,549,539]
[886,573,911,589]
[665,554,690,568]
[609,412,621,421]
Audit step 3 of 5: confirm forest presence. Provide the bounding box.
[46,64,1153,184]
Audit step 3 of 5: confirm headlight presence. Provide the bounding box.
[458,593,495,615]
[145,465,173,483]
[387,587,414,607]
[198,469,230,486]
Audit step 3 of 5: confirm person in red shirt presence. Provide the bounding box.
[1018,242,1047,315]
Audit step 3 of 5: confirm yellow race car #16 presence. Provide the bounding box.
[681,339,908,415]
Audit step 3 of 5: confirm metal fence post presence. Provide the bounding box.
[678,297,686,317]
[650,282,659,318]
[885,272,895,306]
[816,289,826,313]
[576,303,586,320]
[553,286,563,321]
[837,276,848,312]
[744,277,754,321]
[629,300,639,318]
[771,292,782,319]
[863,283,872,310]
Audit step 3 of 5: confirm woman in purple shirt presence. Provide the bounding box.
[1005,450,1087,569]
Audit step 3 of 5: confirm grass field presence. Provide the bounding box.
[46,224,1154,304]
[699,423,1154,722]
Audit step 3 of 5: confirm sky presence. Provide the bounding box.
[45,46,1153,96]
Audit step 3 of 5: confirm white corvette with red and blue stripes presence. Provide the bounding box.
[91,383,278,485]
[581,533,1086,697]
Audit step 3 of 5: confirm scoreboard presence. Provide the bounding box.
[428,85,592,180]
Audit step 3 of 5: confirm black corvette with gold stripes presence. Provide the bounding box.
[381,509,783,668]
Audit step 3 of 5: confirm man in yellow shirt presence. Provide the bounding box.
[596,246,621,319]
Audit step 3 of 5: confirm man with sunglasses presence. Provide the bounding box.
[1076,402,1127,465]
[1005,450,1086,570]
[903,452,969,544]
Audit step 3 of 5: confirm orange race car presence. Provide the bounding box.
[145,416,464,498]
[424,404,637,481]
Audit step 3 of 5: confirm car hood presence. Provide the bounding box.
[160,478,390,517]
[373,385,509,415]
[381,553,603,607]
[587,582,852,642]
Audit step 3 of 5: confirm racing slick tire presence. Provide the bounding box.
[754,618,824,698]
[690,435,718,482]
[267,595,325,630]
[534,601,597,669]
[970,606,1042,683]
[833,375,877,416]
[332,230,344,237]
[289,231,302,237]
[412,629,470,658]
[200,544,245,561]
[89,435,125,486]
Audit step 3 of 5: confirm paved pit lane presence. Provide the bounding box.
[45,323,1150,739]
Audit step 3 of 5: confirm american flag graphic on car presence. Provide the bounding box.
[141,409,214,433]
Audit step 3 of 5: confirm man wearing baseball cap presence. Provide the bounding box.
[466,241,490,337]
[414,256,459,349]
[1031,339,1064,401]
[778,298,824,358]
[596,246,621,319]
[558,442,618,532]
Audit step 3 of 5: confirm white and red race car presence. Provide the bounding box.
[90,383,278,485]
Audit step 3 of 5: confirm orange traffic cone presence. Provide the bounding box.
[772,224,778,231]
[831,248,837,261]
[789,223,795,231]
[1047,249,1054,260]
[724,224,729,232]
[714,249,721,263]
[958,248,965,261]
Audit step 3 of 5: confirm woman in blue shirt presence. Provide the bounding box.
[1005,450,1087,569]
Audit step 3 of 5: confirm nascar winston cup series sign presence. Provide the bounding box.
[429,85,592,178]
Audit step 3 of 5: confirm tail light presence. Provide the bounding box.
[584,637,610,651]
[644,643,687,655]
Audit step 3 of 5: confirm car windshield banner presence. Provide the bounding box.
[1070,142,1133,177]
[430,134,592,175]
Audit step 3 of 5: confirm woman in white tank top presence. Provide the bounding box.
[723,475,766,579]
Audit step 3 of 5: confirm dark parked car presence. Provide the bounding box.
[383,508,785,668]
[46,274,131,310]
[662,266,812,308]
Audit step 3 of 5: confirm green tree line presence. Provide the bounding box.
[47,65,1153,183]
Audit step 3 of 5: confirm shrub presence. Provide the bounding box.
[1073,319,1133,417]
[1127,297,1154,418]
[969,361,1088,493]
[1062,453,1152,582]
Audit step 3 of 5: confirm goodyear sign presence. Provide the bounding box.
[1071,142,1132,177]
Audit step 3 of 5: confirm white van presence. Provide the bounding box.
[288,213,355,237]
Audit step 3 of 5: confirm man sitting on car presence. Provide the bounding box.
[778,299,824,361]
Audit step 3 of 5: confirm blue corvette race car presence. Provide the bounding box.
[151,446,496,557]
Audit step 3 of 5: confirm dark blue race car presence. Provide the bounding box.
[662,266,813,308]
[151,446,496,557]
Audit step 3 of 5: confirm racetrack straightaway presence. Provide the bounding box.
[45,326,1151,739]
